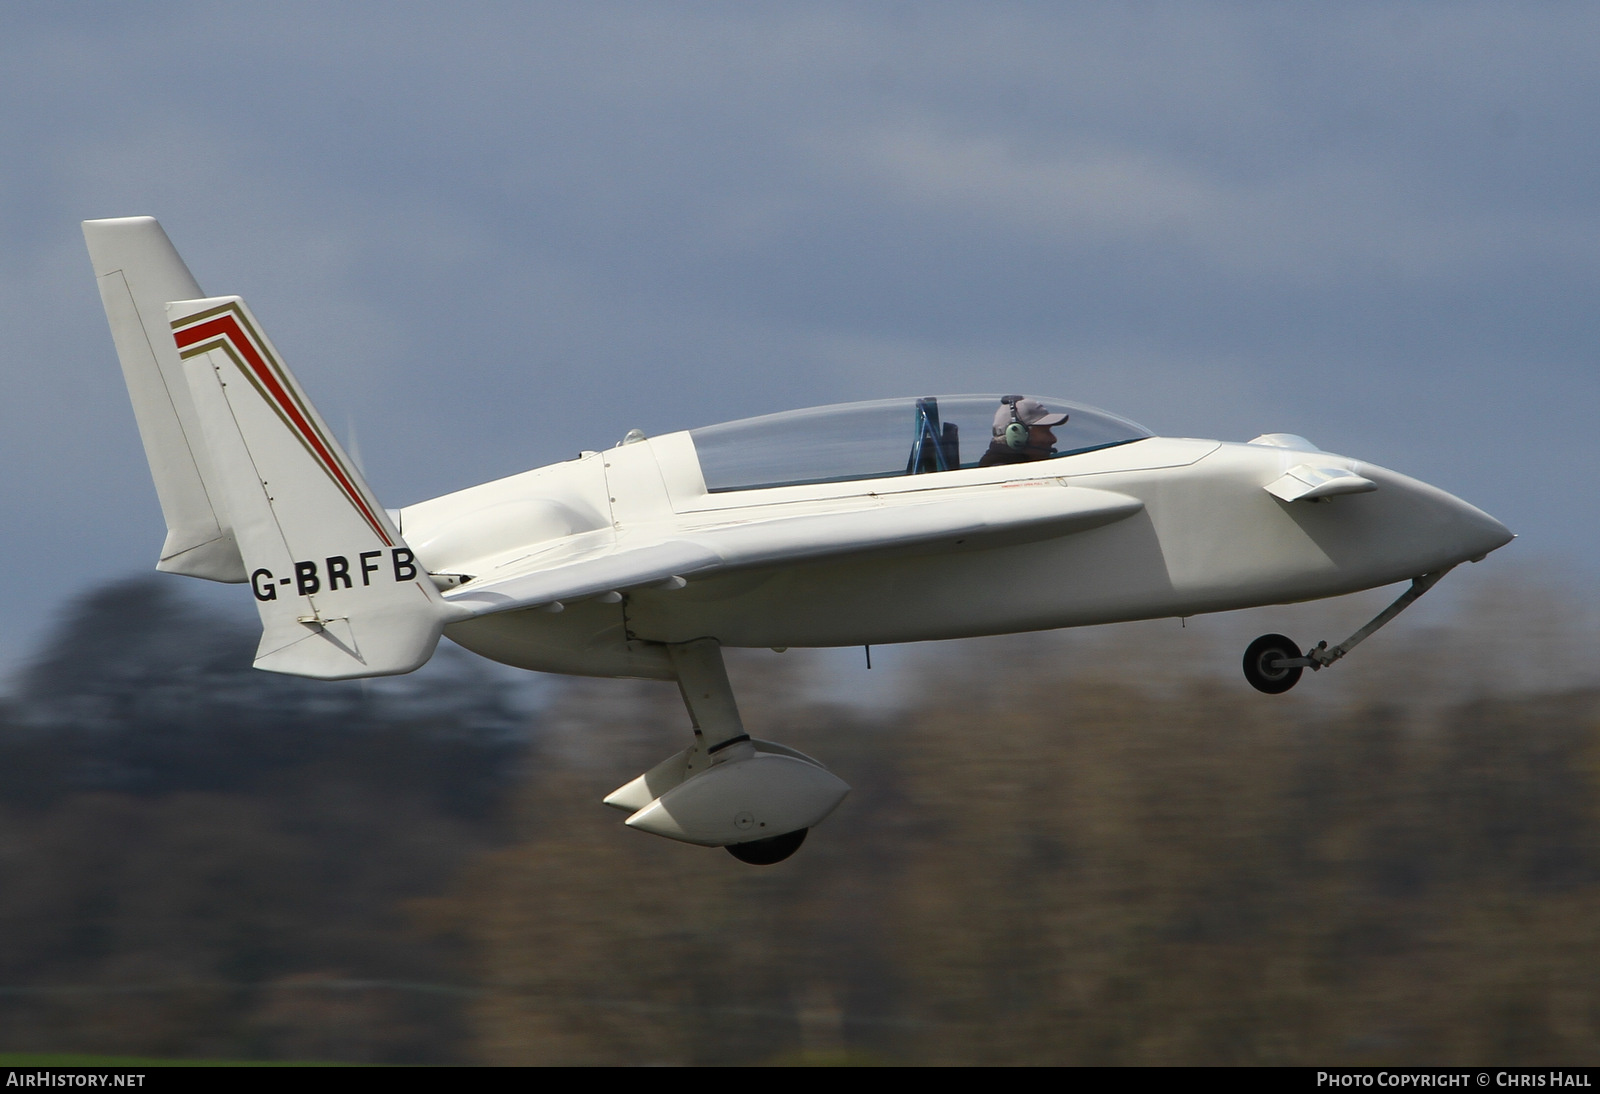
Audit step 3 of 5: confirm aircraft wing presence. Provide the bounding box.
[443,484,1142,617]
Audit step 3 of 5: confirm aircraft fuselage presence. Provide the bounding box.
[408,432,1511,679]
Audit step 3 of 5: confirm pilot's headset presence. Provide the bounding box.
[1000,395,1030,451]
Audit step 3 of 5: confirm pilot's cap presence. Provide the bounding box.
[993,397,1069,434]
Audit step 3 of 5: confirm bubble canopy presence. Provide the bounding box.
[688,395,1153,493]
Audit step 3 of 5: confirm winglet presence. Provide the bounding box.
[170,295,460,678]
[83,217,246,581]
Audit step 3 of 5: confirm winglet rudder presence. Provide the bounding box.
[170,295,460,679]
[83,217,246,581]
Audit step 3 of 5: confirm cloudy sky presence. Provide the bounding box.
[2,3,1594,678]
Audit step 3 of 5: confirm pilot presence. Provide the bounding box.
[977,396,1070,466]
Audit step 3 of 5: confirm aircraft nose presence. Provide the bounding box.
[1454,498,1515,562]
[1423,480,1514,566]
[1345,462,1514,576]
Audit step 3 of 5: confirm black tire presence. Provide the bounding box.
[727,828,807,865]
[1243,633,1303,694]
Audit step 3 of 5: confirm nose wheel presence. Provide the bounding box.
[1240,567,1455,694]
[1243,634,1304,694]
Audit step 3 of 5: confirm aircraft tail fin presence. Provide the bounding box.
[169,295,457,679]
[82,217,246,582]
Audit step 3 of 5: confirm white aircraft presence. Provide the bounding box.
[84,217,1513,864]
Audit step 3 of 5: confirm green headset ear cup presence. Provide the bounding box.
[1004,422,1029,450]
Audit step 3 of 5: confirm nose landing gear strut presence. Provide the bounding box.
[1243,567,1453,694]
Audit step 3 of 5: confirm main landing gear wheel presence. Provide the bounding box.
[727,828,808,865]
[1243,633,1303,694]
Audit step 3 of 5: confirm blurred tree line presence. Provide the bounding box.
[2,571,1598,1064]
[0,578,528,1062]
